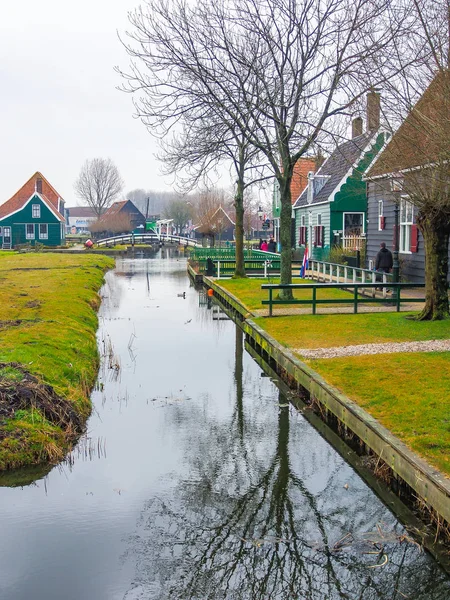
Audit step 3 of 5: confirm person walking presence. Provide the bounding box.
[375,242,393,272]
[260,240,268,251]
[375,242,393,290]
[268,238,276,253]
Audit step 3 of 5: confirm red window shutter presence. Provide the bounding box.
[410,224,418,253]
[313,226,317,247]
[299,227,302,245]
[320,225,325,247]
[380,216,385,230]
[392,225,399,250]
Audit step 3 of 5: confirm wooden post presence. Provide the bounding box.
[354,286,358,314]
[269,288,273,317]
[371,271,376,298]
[312,287,317,315]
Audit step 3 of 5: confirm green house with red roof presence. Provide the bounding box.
[0,172,66,249]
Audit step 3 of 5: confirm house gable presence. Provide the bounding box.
[0,171,65,219]
[367,70,449,179]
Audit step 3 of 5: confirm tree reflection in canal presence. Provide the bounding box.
[126,327,450,599]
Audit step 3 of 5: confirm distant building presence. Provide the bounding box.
[92,200,145,238]
[193,206,235,245]
[0,172,65,249]
[66,206,98,234]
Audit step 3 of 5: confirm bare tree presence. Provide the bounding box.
[160,111,265,276]
[120,0,403,297]
[74,158,124,218]
[163,197,192,234]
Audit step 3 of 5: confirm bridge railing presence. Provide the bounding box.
[307,259,393,299]
[96,233,200,248]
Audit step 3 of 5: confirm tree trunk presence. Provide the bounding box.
[234,175,246,278]
[416,214,450,320]
[279,178,293,300]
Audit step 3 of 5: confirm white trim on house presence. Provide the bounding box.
[38,223,48,240]
[361,131,392,179]
[25,223,35,239]
[0,193,65,223]
[364,159,443,182]
[327,130,382,204]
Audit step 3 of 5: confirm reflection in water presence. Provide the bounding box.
[126,324,450,599]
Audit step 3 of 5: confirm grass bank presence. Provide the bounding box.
[216,280,450,476]
[0,252,114,471]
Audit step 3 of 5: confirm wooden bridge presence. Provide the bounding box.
[95,233,202,248]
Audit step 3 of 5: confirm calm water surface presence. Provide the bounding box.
[0,254,449,599]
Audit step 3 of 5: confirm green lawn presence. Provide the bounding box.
[313,353,450,475]
[255,312,450,349]
[0,252,114,470]
[218,277,355,311]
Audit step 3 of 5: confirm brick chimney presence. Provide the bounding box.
[367,91,381,131]
[352,117,363,138]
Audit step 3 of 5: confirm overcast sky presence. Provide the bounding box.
[0,0,182,206]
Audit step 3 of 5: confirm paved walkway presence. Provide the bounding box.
[295,339,450,359]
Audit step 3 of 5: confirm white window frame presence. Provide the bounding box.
[26,224,35,239]
[400,196,414,254]
[0,227,2,236]
[39,223,48,240]
[32,204,41,219]
[342,212,365,235]
[301,214,305,227]
[378,200,384,231]
[317,213,322,226]
[61,223,65,239]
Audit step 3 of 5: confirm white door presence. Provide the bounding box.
[3,227,11,247]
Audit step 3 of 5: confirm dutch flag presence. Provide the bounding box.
[300,246,309,278]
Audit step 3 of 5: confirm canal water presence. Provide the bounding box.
[0,254,449,600]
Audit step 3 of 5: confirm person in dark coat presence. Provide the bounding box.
[375,242,393,273]
[267,238,276,253]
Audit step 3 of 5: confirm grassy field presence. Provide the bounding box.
[216,281,450,476]
[257,312,450,349]
[0,252,114,471]
[312,353,450,475]
[218,277,354,311]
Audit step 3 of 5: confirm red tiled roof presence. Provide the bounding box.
[291,158,316,204]
[0,172,65,221]
[367,70,450,178]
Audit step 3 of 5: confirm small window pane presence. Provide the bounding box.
[32,204,40,218]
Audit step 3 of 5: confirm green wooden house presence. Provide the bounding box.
[293,130,387,260]
[0,172,66,249]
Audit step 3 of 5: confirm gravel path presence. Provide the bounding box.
[295,339,450,359]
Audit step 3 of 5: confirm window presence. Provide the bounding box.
[299,214,307,245]
[61,223,65,239]
[32,204,40,219]
[39,224,48,239]
[400,198,414,253]
[378,200,385,230]
[0,227,2,236]
[314,225,324,247]
[317,213,322,226]
[26,224,35,239]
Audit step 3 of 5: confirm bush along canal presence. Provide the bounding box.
[0,253,449,599]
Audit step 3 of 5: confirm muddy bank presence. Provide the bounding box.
[0,362,86,470]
